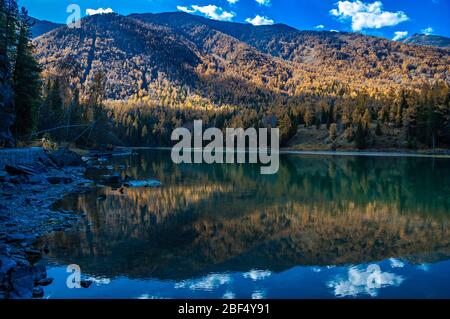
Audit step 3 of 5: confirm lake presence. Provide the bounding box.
[37,149,450,299]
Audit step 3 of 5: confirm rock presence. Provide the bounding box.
[9,174,29,184]
[0,182,15,192]
[31,264,47,283]
[27,175,48,185]
[37,277,53,286]
[124,179,162,188]
[48,148,84,168]
[5,234,36,245]
[24,248,42,264]
[32,287,44,298]
[0,170,8,181]
[9,266,34,299]
[5,164,39,176]
[0,255,17,274]
[38,154,58,169]
[47,176,73,184]
[100,173,122,185]
[80,279,93,288]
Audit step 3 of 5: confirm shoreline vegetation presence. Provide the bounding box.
[127,146,450,157]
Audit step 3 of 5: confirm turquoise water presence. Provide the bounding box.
[38,150,450,299]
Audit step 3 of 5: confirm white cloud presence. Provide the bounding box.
[177,6,195,13]
[421,27,434,35]
[330,1,409,31]
[315,24,325,29]
[227,0,239,4]
[255,0,271,6]
[177,5,235,21]
[86,8,113,16]
[243,270,272,281]
[328,264,404,298]
[245,15,275,26]
[392,31,408,41]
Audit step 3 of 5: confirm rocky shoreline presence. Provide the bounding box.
[0,148,91,299]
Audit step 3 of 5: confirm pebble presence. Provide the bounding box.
[32,287,44,298]
[37,277,53,286]
[80,279,93,288]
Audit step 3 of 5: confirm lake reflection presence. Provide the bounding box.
[38,150,450,298]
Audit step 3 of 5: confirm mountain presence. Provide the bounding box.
[34,12,300,104]
[30,17,62,38]
[34,12,450,100]
[34,14,203,100]
[403,33,450,49]
[32,12,450,149]
[131,12,449,86]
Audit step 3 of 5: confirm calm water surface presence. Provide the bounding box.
[38,150,450,299]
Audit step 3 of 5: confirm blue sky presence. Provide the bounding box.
[19,0,450,40]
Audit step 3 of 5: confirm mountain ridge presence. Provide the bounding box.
[403,33,450,49]
[32,11,450,50]
[30,17,62,38]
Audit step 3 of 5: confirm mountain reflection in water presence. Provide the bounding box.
[38,150,450,298]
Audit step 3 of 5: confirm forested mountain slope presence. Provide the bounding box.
[131,12,450,90]
[32,12,450,149]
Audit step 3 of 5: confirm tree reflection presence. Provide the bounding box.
[39,151,450,280]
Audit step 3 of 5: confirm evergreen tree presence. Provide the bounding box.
[355,121,368,149]
[0,0,18,78]
[12,7,41,136]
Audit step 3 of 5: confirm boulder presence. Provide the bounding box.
[5,234,36,245]
[46,176,73,184]
[5,164,39,176]
[0,170,8,181]
[32,287,44,298]
[9,266,35,299]
[100,173,123,185]
[0,255,17,275]
[48,148,84,168]
[80,279,93,288]
[37,277,53,286]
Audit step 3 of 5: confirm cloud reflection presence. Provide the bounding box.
[175,273,232,291]
[389,258,405,268]
[243,270,272,281]
[328,264,404,297]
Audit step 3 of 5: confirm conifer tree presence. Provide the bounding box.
[12,7,41,136]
